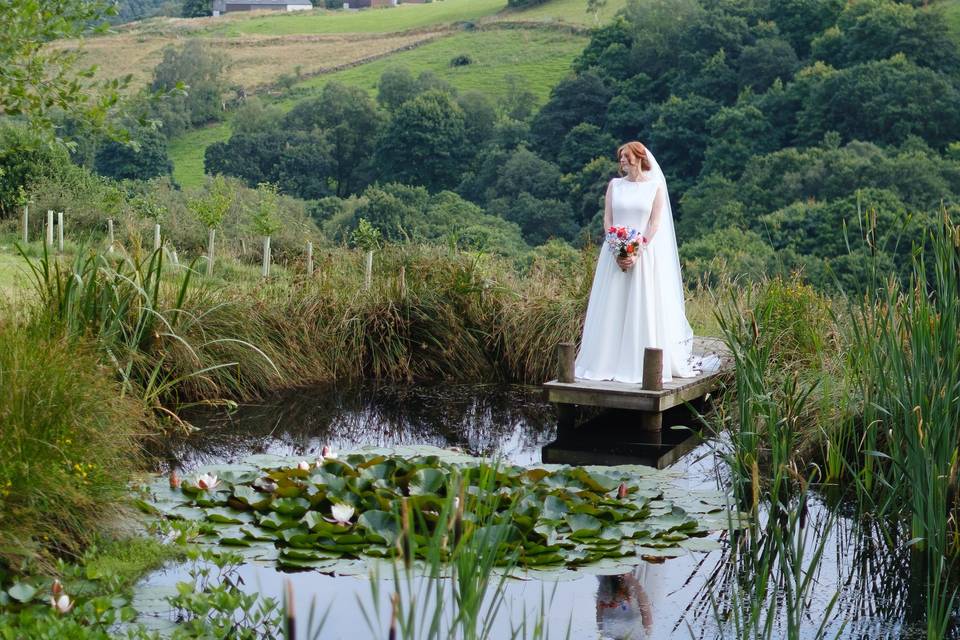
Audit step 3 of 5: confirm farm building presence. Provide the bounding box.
[212,0,313,15]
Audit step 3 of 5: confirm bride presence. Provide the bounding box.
[574,141,699,384]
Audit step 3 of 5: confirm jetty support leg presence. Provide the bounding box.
[640,348,663,435]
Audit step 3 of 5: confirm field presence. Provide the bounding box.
[168,122,232,188]
[289,28,587,104]
[70,30,443,91]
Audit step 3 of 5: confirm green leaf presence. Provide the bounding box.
[7,583,37,603]
[409,468,445,496]
[357,510,401,546]
[565,513,602,537]
[541,495,569,521]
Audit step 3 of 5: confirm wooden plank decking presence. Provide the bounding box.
[540,337,733,468]
[542,337,733,413]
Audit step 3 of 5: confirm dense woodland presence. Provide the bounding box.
[3,0,960,291]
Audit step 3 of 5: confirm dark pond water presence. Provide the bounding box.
[136,384,940,639]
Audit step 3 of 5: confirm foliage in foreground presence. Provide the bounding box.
[0,323,148,570]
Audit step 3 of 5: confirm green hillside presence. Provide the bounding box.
[291,29,585,103]
[212,0,507,35]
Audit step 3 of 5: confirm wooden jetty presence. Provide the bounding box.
[541,337,733,468]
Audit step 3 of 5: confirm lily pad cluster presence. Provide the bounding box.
[140,446,733,573]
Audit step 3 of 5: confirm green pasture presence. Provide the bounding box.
[169,122,232,189]
[943,0,960,37]
[204,0,625,37]
[290,29,586,105]
[211,0,506,36]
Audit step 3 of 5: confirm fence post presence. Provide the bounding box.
[57,211,64,253]
[262,236,271,278]
[21,205,28,244]
[107,219,115,253]
[306,241,313,276]
[207,228,216,276]
[46,210,54,247]
[398,265,406,298]
[364,249,373,290]
[154,223,161,252]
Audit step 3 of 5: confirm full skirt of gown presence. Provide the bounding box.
[575,178,698,383]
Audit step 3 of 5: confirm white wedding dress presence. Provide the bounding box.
[575,161,699,384]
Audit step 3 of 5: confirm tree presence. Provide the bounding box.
[499,75,537,122]
[796,56,960,149]
[529,71,612,152]
[557,123,617,174]
[181,0,210,17]
[94,123,172,180]
[377,67,418,111]
[457,91,497,149]
[150,40,227,136]
[379,90,467,192]
[490,147,565,202]
[490,192,578,245]
[737,38,799,92]
[0,0,129,153]
[810,1,960,73]
[285,82,383,196]
[701,104,776,180]
[647,94,720,193]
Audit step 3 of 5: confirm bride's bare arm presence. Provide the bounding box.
[643,183,665,243]
[603,180,614,231]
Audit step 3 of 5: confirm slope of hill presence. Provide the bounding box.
[69,0,626,187]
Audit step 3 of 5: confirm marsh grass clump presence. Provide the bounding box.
[0,324,147,569]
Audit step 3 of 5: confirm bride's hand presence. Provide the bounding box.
[616,255,638,271]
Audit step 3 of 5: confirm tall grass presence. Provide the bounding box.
[0,323,147,569]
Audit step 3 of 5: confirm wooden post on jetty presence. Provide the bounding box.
[640,348,663,444]
[555,343,577,438]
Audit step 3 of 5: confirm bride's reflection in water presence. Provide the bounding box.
[596,566,654,639]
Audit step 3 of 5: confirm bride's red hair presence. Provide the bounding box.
[616,141,652,173]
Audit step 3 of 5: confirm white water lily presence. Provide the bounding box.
[196,473,219,490]
[50,593,73,614]
[328,503,355,525]
[321,445,337,459]
[297,460,310,471]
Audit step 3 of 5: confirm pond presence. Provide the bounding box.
[136,384,935,639]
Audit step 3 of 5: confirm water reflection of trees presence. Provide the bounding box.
[159,384,556,470]
[672,498,936,640]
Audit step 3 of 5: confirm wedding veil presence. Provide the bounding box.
[645,150,696,369]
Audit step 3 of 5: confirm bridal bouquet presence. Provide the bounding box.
[606,226,644,270]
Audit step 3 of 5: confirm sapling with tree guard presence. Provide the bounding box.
[188,175,233,277]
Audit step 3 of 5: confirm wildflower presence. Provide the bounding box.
[196,473,219,490]
[51,579,63,597]
[297,460,310,471]
[617,483,628,499]
[321,445,337,460]
[169,470,181,489]
[51,593,73,614]
[326,503,355,526]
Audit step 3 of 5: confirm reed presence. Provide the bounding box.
[843,213,960,637]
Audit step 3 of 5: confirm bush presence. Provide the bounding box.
[449,54,473,67]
